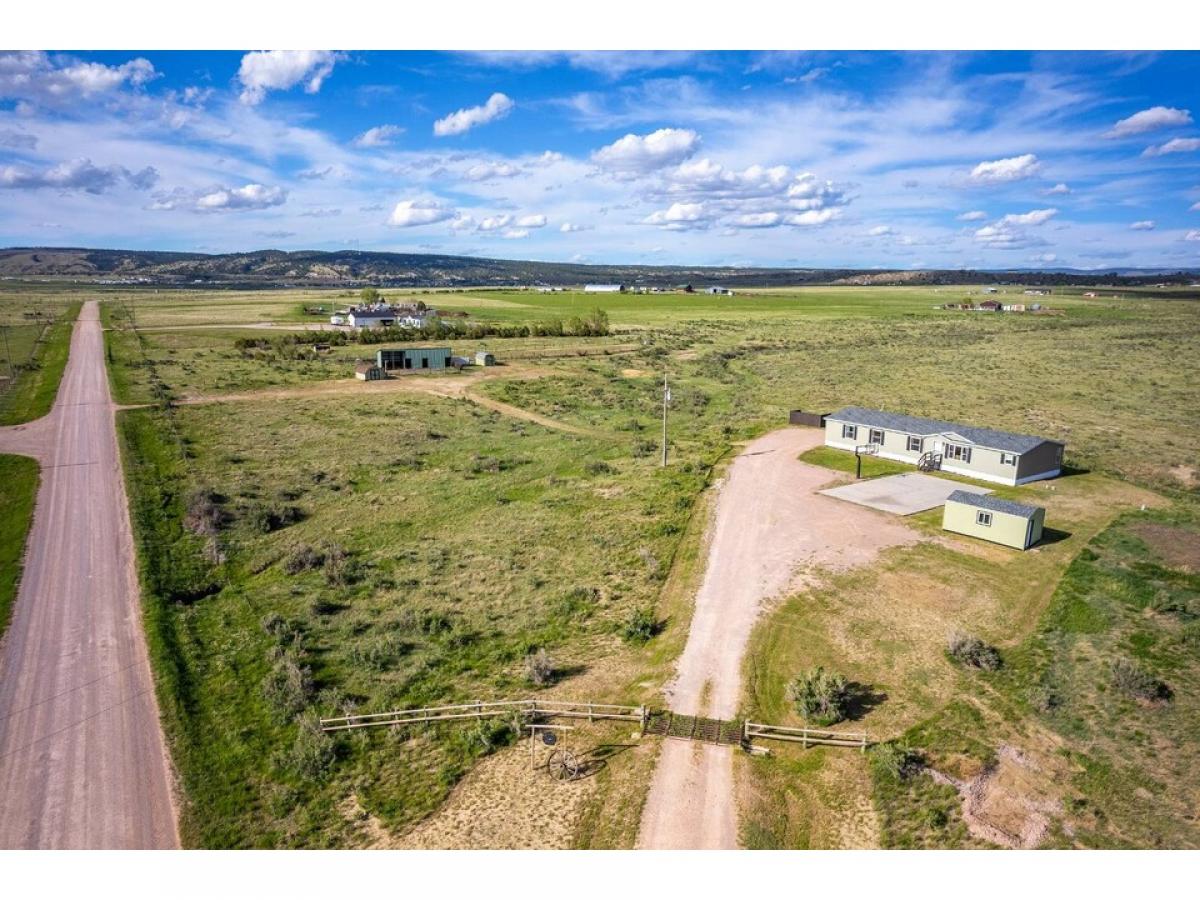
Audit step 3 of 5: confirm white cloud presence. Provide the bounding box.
[464,161,521,181]
[969,153,1041,184]
[1105,106,1192,138]
[0,51,157,107]
[515,214,547,228]
[731,212,782,228]
[1142,137,1200,157]
[1043,183,1071,195]
[500,228,529,239]
[868,225,894,236]
[559,222,591,232]
[786,172,851,211]
[1185,230,1200,242]
[477,214,513,231]
[433,92,514,137]
[957,210,988,221]
[353,125,405,148]
[195,183,287,212]
[533,151,564,166]
[387,198,455,228]
[1191,201,1200,212]
[1030,253,1058,264]
[643,201,708,229]
[1130,220,1156,231]
[237,50,340,105]
[665,158,790,197]
[592,128,700,176]
[297,163,351,181]
[786,208,841,226]
[1001,208,1058,227]
[1,158,157,194]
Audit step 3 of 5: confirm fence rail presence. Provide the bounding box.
[743,721,868,751]
[320,698,646,733]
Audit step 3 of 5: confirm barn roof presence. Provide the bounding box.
[826,406,1056,454]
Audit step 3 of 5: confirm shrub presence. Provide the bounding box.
[285,715,336,780]
[322,543,359,587]
[621,606,661,644]
[241,500,301,534]
[947,632,1002,671]
[524,648,556,687]
[788,666,851,726]
[283,544,325,575]
[183,487,223,537]
[349,632,411,672]
[631,438,657,459]
[584,459,615,476]
[1110,657,1171,703]
[262,654,313,720]
[870,743,924,781]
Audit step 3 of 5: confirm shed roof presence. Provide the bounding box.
[826,406,1055,454]
[946,490,1042,519]
[354,362,380,374]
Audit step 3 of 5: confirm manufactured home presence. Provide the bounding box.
[943,491,1045,550]
[376,347,452,372]
[823,406,1064,486]
[584,284,624,293]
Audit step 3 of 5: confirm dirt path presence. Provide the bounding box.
[637,428,918,849]
[0,301,178,848]
[155,365,610,439]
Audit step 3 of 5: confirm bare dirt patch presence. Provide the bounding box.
[1132,522,1200,572]
[929,743,1067,849]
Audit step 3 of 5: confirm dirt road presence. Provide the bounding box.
[637,428,917,849]
[0,301,178,848]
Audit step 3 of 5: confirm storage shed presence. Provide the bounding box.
[376,347,452,372]
[475,350,496,366]
[943,490,1045,550]
[354,362,386,381]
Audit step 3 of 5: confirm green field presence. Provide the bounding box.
[0,296,79,425]
[0,455,39,640]
[14,279,1189,847]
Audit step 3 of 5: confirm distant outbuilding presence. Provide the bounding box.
[354,362,386,381]
[376,347,452,372]
[943,490,1045,550]
[475,350,496,366]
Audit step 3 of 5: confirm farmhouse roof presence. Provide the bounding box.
[826,406,1055,454]
[946,490,1042,519]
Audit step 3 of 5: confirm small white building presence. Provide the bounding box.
[584,284,624,293]
[705,286,734,295]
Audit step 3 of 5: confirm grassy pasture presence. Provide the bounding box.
[0,454,39,641]
[84,280,1200,847]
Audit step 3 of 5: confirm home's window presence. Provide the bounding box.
[907,436,922,453]
[869,428,885,446]
[945,444,972,463]
[1000,452,1017,466]
[976,511,993,527]
[842,424,858,440]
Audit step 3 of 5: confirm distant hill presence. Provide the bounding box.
[1,246,1196,289]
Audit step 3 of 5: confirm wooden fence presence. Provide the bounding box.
[743,721,868,751]
[320,699,646,733]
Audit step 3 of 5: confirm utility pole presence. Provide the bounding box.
[661,374,671,467]
[1,324,12,381]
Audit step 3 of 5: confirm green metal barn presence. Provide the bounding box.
[376,347,452,372]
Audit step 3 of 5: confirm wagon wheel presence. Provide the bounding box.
[547,748,581,781]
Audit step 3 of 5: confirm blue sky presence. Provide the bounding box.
[1,50,1198,268]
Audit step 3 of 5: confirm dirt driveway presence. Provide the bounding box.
[637,427,919,849]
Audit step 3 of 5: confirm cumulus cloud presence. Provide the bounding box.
[387,198,456,228]
[786,208,842,226]
[643,201,708,229]
[559,222,591,232]
[464,160,521,181]
[1030,253,1058,264]
[533,150,564,166]
[1142,137,1200,157]
[1,158,157,194]
[957,210,988,221]
[664,158,790,198]
[297,163,351,180]
[868,225,895,236]
[1185,230,1200,242]
[195,183,287,211]
[0,51,157,107]
[1191,201,1200,212]
[237,50,340,105]
[1043,183,1071,195]
[968,153,1041,184]
[477,214,514,231]
[433,93,514,137]
[786,172,851,211]
[592,128,700,176]
[1130,220,1156,231]
[499,228,529,239]
[1001,208,1058,226]
[732,212,782,229]
[515,214,546,228]
[0,128,37,150]
[353,125,404,148]
[1105,106,1192,138]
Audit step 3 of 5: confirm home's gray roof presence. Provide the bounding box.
[826,406,1057,454]
[946,490,1042,519]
